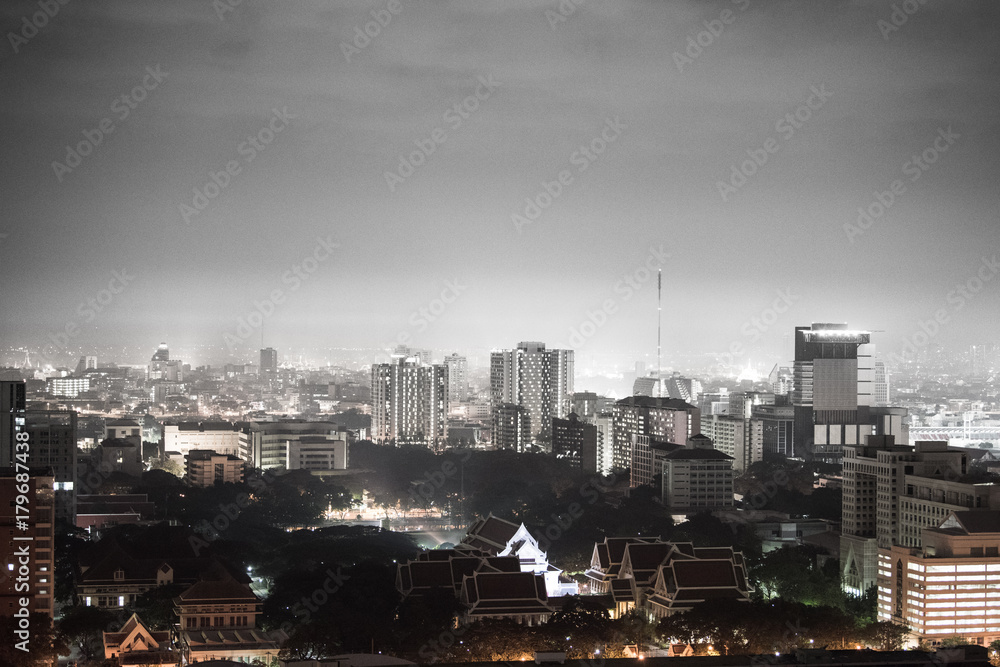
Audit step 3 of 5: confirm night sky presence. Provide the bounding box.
[1,0,998,372]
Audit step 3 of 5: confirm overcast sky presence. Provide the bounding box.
[1,0,998,371]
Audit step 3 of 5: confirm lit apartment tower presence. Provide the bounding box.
[571,392,599,420]
[970,344,988,376]
[444,353,468,404]
[259,347,278,374]
[371,356,449,448]
[611,396,700,487]
[1,379,27,468]
[0,470,55,621]
[490,342,574,444]
[879,511,1000,647]
[24,410,78,523]
[492,403,530,451]
[750,400,795,457]
[551,413,598,473]
[840,435,999,597]
[873,359,890,406]
[594,413,614,475]
[700,413,762,473]
[792,323,872,464]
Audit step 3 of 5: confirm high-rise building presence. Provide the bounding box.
[873,358,890,406]
[552,413,598,473]
[611,396,700,487]
[393,345,433,364]
[24,410,78,522]
[792,323,872,464]
[259,347,278,374]
[970,344,989,376]
[371,356,449,448]
[701,413,762,473]
[594,413,615,475]
[75,355,97,374]
[490,342,574,444]
[492,403,530,451]
[0,470,55,621]
[0,379,27,469]
[840,435,1000,597]
[571,392,599,420]
[768,364,793,395]
[750,400,795,457]
[444,353,468,404]
[151,342,169,362]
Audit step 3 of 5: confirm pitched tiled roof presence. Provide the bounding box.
[462,514,521,551]
[176,575,257,604]
[461,570,553,618]
[673,559,739,588]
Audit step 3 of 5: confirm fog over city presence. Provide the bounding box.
[2,0,998,375]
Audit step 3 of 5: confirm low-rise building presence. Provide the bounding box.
[103,613,178,666]
[174,571,281,664]
[185,450,245,487]
[661,435,735,514]
[585,537,752,619]
[459,514,578,597]
[163,421,242,458]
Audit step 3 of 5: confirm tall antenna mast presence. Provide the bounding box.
[657,268,662,398]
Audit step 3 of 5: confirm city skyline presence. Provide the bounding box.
[2,1,999,375]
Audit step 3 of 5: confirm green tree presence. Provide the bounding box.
[862,621,909,650]
[58,605,120,660]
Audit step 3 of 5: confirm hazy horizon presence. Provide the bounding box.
[2,0,998,374]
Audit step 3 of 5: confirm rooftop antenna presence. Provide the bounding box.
[657,268,662,398]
